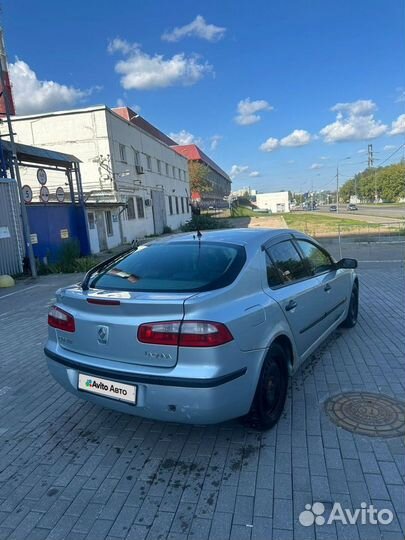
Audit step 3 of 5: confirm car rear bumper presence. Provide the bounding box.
[45,347,259,424]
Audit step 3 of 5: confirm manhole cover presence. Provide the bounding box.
[325,392,405,438]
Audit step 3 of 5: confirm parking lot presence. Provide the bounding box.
[0,253,404,540]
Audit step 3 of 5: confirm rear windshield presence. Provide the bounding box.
[91,241,246,292]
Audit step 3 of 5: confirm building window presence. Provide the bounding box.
[127,197,136,220]
[180,197,184,213]
[172,166,176,178]
[175,196,179,214]
[136,196,145,218]
[146,155,152,170]
[168,195,173,215]
[156,159,161,174]
[88,212,95,229]
[133,149,140,166]
[166,163,169,176]
[105,211,113,236]
[119,144,126,162]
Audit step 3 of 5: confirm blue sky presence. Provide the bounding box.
[3,0,405,192]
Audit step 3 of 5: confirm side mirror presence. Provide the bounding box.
[336,258,358,269]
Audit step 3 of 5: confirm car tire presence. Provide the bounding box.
[246,343,289,430]
[341,282,359,328]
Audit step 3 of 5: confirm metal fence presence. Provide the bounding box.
[0,178,24,275]
[314,222,405,263]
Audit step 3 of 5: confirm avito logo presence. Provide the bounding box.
[299,502,393,527]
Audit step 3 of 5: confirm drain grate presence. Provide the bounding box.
[325,392,405,438]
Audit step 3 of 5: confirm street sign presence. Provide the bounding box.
[39,185,50,203]
[37,168,47,185]
[56,186,65,202]
[22,184,33,203]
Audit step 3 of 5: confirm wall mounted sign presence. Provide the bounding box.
[39,186,50,203]
[0,226,11,239]
[60,229,69,239]
[22,185,33,203]
[56,187,65,202]
[37,168,47,185]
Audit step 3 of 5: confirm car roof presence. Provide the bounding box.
[151,228,304,249]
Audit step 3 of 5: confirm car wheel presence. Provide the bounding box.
[341,282,359,328]
[246,343,289,430]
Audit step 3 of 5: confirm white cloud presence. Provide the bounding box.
[109,38,212,90]
[9,59,90,115]
[383,144,396,151]
[229,165,249,179]
[331,99,376,116]
[320,156,329,160]
[169,130,202,146]
[162,15,226,42]
[280,129,312,147]
[389,114,405,136]
[287,159,295,164]
[320,99,387,142]
[249,171,260,177]
[357,148,367,154]
[259,137,279,152]
[209,135,222,151]
[235,98,273,125]
[310,163,323,170]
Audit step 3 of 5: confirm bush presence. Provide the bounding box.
[180,215,231,232]
[163,225,172,234]
[58,239,81,272]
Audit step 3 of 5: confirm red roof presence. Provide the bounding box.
[172,144,230,181]
[112,107,177,146]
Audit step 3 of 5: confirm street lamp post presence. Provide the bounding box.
[336,156,351,214]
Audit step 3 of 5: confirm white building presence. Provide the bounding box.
[4,105,191,253]
[255,191,290,213]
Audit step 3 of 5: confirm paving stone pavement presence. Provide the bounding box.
[0,262,404,540]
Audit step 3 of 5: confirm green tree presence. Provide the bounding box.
[340,162,405,203]
[188,161,212,195]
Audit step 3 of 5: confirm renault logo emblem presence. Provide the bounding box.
[97,325,109,345]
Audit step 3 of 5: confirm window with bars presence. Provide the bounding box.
[168,195,173,215]
[105,211,113,236]
[136,197,145,218]
[119,144,126,162]
[127,197,136,220]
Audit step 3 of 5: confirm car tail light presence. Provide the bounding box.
[138,321,181,346]
[48,306,75,333]
[137,321,233,347]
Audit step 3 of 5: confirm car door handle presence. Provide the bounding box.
[324,283,332,292]
[285,300,297,311]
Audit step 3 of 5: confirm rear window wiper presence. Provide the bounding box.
[81,246,137,291]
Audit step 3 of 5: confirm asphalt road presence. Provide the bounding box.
[317,205,405,221]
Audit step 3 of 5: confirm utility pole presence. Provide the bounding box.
[368,143,377,203]
[0,31,37,277]
[336,166,339,213]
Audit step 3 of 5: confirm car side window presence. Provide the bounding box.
[296,240,334,275]
[265,252,284,287]
[266,240,310,286]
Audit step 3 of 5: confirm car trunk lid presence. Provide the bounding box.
[54,286,193,368]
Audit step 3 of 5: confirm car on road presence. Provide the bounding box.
[347,203,358,211]
[45,229,358,430]
[329,205,337,212]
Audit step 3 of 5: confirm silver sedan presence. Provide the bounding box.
[45,228,358,430]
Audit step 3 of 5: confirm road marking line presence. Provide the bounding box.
[0,284,39,299]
